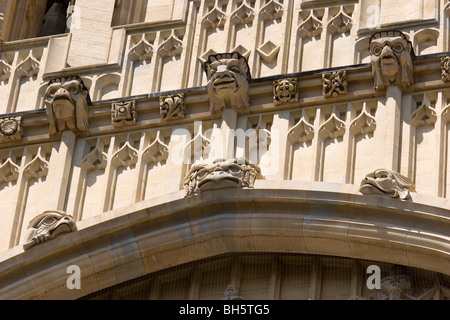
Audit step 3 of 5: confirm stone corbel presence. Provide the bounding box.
[203,52,251,114]
[369,30,414,92]
[45,76,90,136]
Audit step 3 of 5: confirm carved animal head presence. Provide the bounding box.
[45,76,90,135]
[204,52,251,114]
[359,169,415,200]
[369,30,414,92]
[184,158,263,196]
[23,210,76,250]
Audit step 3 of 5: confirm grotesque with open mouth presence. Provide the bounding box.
[204,52,251,114]
[184,158,264,196]
[23,210,77,250]
[370,30,414,92]
[45,76,90,136]
[359,169,415,200]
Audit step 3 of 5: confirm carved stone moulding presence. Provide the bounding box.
[111,100,137,128]
[0,116,22,143]
[273,78,298,105]
[183,157,264,197]
[45,76,90,136]
[359,169,415,200]
[203,52,251,114]
[369,30,414,92]
[23,210,77,250]
[160,93,185,121]
[322,70,347,97]
[441,56,450,83]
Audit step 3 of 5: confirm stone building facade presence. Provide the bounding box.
[0,0,449,300]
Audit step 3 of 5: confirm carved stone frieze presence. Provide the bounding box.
[45,76,90,136]
[359,169,415,200]
[369,30,414,92]
[160,93,185,121]
[322,71,347,97]
[0,116,22,143]
[111,100,137,128]
[441,56,450,82]
[273,78,298,105]
[204,52,251,114]
[23,210,76,250]
[183,158,264,197]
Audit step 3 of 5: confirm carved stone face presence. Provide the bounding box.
[23,210,76,250]
[204,52,250,114]
[45,76,90,135]
[184,158,263,196]
[359,169,415,200]
[370,31,414,91]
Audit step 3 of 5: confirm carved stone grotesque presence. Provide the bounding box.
[359,169,415,200]
[23,210,77,250]
[273,78,298,105]
[369,30,414,92]
[45,76,90,136]
[183,158,263,197]
[203,52,251,114]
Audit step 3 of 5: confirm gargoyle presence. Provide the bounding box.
[203,52,251,114]
[359,169,415,200]
[369,30,414,92]
[183,158,264,197]
[45,76,90,136]
[23,210,77,250]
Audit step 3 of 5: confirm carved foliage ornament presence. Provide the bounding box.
[369,30,414,92]
[441,56,450,83]
[45,76,90,136]
[322,71,347,97]
[183,158,264,197]
[160,93,185,121]
[0,116,22,143]
[359,169,415,200]
[204,52,251,114]
[273,78,298,105]
[111,100,137,128]
[23,210,76,250]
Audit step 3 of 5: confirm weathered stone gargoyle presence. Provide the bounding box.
[359,169,415,200]
[369,30,414,92]
[45,76,90,136]
[203,52,251,114]
[23,210,77,250]
[183,158,264,197]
